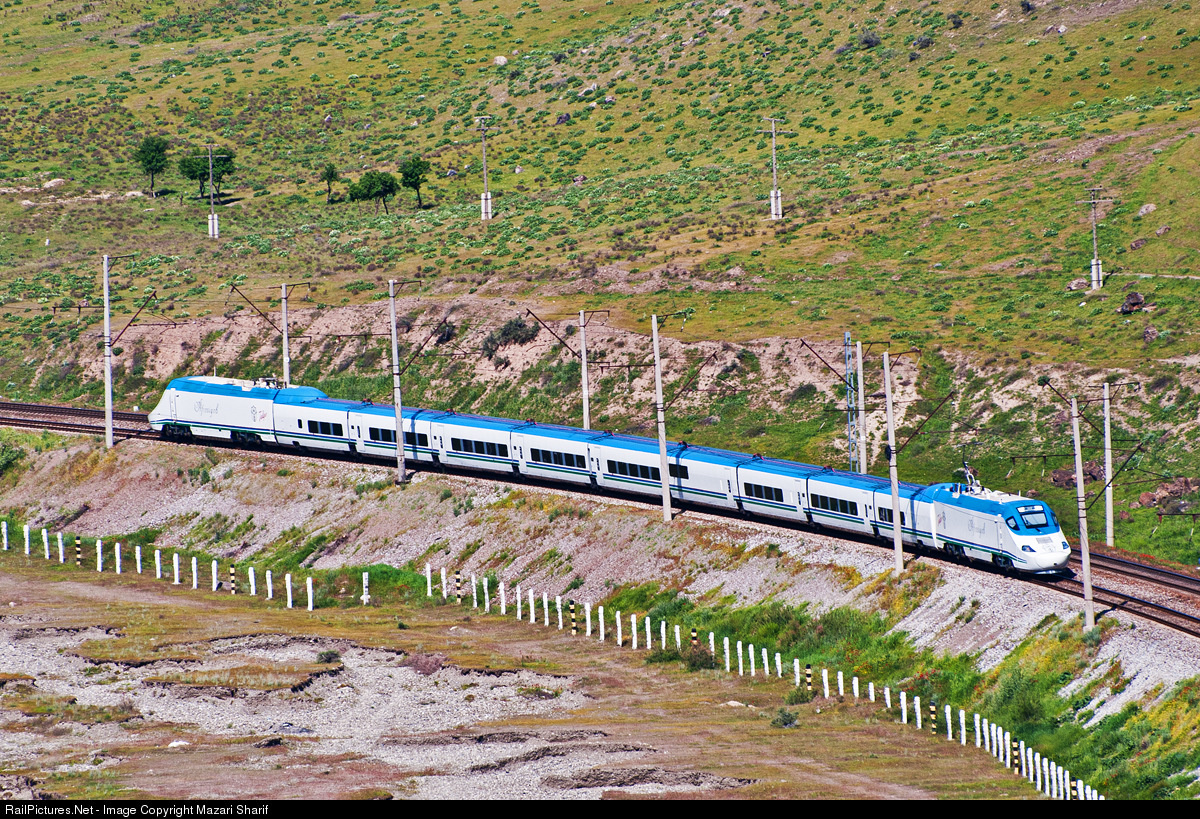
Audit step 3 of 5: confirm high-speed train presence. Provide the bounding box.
[148,376,1071,574]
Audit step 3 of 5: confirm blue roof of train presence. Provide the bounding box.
[811,469,925,495]
[169,377,326,402]
[423,410,527,433]
[517,423,613,444]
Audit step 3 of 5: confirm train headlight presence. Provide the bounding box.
[1062,542,1069,550]
[1021,545,1035,553]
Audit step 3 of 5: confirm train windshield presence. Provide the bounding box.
[1018,505,1050,529]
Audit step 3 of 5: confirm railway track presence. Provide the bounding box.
[2,400,1199,640]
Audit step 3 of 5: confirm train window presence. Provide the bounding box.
[332,424,343,437]
[744,483,784,503]
[308,420,318,434]
[404,432,429,448]
[811,493,859,517]
[608,459,659,481]
[451,438,508,458]
[297,420,302,429]
[1006,516,1019,531]
[668,463,689,480]
[1018,508,1049,529]
[878,508,906,526]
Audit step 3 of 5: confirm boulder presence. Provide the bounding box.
[1144,325,1159,342]
[555,112,572,125]
[493,55,508,66]
[1137,203,1157,217]
[1155,225,1170,237]
[1117,292,1145,314]
[1066,278,1090,291]
[1130,238,1147,251]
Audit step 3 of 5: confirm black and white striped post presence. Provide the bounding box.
[75,536,81,568]
[570,600,576,636]
[930,701,936,735]
[230,565,236,595]
[805,664,813,694]
[690,627,698,648]
[454,570,460,605]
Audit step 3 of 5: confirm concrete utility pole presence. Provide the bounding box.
[1103,383,1113,549]
[280,283,291,385]
[204,145,230,239]
[1071,397,1097,629]
[101,253,135,450]
[651,315,671,523]
[475,116,498,221]
[758,117,790,220]
[855,341,867,473]
[388,280,407,485]
[845,332,858,474]
[1075,186,1112,290]
[883,351,904,576]
[580,310,591,430]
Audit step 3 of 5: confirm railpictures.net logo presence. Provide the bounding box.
[4,808,270,817]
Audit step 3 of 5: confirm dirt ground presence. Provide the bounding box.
[0,561,1037,800]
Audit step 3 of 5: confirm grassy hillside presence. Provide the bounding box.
[0,0,1198,562]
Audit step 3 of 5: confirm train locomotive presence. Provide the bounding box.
[148,376,1071,574]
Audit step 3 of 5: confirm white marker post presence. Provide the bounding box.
[631,614,638,650]
[96,540,103,572]
[59,534,66,564]
[472,575,478,609]
[837,670,844,697]
[249,567,257,596]
[914,696,922,730]
[23,525,29,555]
[499,581,506,616]
[885,687,892,709]
[307,577,314,611]
[483,577,491,613]
[737,640,743,676]
[598,605,604,641]
[749,645,755,677]
[983,718,991,753]
[762,648,768,677]
[360,571,370,605]
[794,659,800,687]
[42,529,49,560]
[2,520,6,550]
[516,584,523,620]
[191,556,198,589]
[869,682,876,702]
[660,620,666,650]
[975,713,982,748]
[852,676,859,699]
[132,542,139,572]
[645,615,651,650]
[615,611,622,646]
[286,574,293,609]
[900,691,908,723]
[266,570,273,600]
[155,549,162,579]
[585,603,592,637]
[823,668,830,699]
[676,625,683,652]
[946,705,953,741]
[543,592,549,627]
[425,563,432,597]
[114,542,121,574]
[709,632,715,656]
[440,567,447,600]
[172,553,180,585]
[211,560,218,592]
[556,596,563,629]
[530,589,537,624]
[724,637,730,672]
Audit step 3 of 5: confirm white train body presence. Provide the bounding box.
[148,377,1070,574]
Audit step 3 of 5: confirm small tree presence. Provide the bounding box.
[133,136,169,197]
[178,148,237,201]
[350,170,399,214]
[398,154,432,209]
[319,162,340,204]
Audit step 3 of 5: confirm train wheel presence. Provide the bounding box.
[992,554,1014,572]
